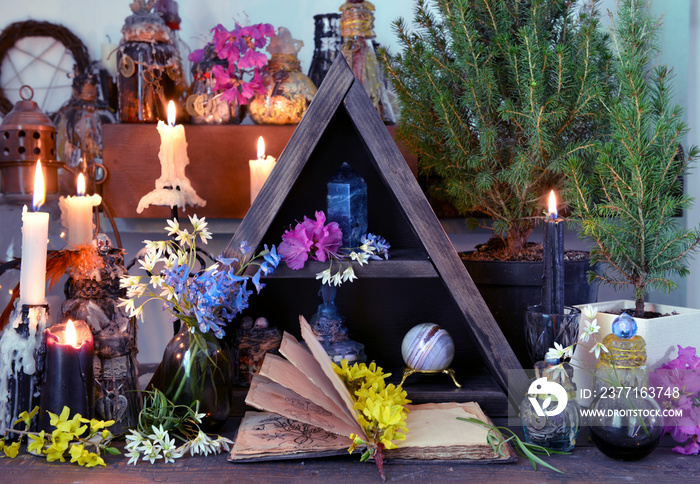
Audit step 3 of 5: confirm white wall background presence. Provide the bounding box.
[0,1,697,362]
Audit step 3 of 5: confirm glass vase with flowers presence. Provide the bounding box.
[119,215,281,431]
[187,22,275,124]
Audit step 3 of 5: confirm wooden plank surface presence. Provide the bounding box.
[1,423,696,483]
[102,124,416,220]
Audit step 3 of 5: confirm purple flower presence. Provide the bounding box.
[238,49,269,70]
[651,345,700,455]
[279,212,343,270]
[279,223,313,270]
[674,437,700,455]
[202,22,274,104]
[189,48,205,64]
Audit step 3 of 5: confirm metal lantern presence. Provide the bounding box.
[0,86,62,201]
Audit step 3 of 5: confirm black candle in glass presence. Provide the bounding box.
[542,190,565,315]
[40,319,94,428]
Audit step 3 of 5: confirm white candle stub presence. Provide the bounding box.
[137,101,206,213]
[19,161,49,306]
[249,136,277,204]
[58,173,102,246]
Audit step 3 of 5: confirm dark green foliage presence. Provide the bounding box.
[383,0,613,258]
[567,0,700,316]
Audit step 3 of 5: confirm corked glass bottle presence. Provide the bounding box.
[339,0,396,124]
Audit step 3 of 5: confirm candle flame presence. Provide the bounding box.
[167,100,176,126]
[66,319,77,347]
[548,190,558,219]
[257,136,265,159]
[77,173,86,196]
[33,160,45,211]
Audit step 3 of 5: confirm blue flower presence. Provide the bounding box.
[361,233,390,260]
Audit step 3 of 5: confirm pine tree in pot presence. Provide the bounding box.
[382,0,613,363]
[568,0,700,375]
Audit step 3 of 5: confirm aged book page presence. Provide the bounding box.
[257,352,362,433]
[229,411,352,461]
[244,376,361,438]
[298,316,360,425]
[235,316,512,463]
[388,402,507,460]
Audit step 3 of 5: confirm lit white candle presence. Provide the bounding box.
[19,161,49,306]
[249,136,277,204]
[58,173,102,247]
[156,101,188,188]
[137,101,206,213]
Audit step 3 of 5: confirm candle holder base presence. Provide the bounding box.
[399,367,462,388]
[0,303,49,440]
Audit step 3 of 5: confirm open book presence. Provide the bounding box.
[229,316,513,463]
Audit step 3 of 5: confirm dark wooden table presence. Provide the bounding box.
[2,420,699,483]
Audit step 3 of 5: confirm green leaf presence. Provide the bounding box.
[104,446,121,455]
[457,417,567,473]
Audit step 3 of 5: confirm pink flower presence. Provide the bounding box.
[674,437,700,455]
[279,224,313,270]
[189,48,205,63]
[651,345,700,455]
[203,22,274,104]
[238,49,269,69]
[279,212,343,270]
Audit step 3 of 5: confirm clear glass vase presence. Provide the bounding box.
[187,46,243,125]
[148,324,233,432]
[587,313,663,460]
[525,304,581,365]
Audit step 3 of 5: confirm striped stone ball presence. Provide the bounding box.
[401,323,455,371]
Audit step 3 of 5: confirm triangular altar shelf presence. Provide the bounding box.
[225,56,528,414]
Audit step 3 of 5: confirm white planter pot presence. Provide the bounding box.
[572,299,700,405]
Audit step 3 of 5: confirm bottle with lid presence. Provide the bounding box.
[520,356,580,452]
[594,313,647,390]
[588,313,663,460]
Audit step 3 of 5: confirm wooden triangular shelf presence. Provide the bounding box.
[225,56,528,415]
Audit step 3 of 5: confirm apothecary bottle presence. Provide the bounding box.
[116,0,187,123]
[520,357,580,452]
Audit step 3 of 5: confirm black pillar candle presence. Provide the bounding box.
[0,304,49,441]
[40,319,94,428]
[542,190,565,315]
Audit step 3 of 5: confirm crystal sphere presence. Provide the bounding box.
[612,313,638,339]
[401,323,455,371]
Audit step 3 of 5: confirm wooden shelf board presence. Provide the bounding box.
[232,368,508,418]
[101,124,416,219]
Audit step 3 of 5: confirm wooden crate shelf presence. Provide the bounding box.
[101,124,416,219]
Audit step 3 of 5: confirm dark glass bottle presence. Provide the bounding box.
[116,0,187,123]
[588,314,663,460]
[308,13,342,88]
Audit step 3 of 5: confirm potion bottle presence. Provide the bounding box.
[520,356,580,452]
[588,313,663,460]
[594,313,648,390]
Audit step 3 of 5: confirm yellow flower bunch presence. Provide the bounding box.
[333,360,410,453]
[0,406,118,467]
